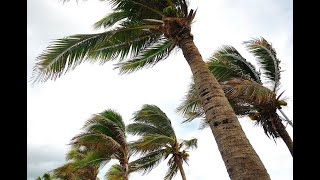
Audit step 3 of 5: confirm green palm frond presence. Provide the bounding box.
[32,25,160,84]
[115,39,175,74]
[66,148,87,161]
[72,151,111,170]
[244,37,281,91]
[130,149,168,175]
[176,82,203,122]
[131,104,176,137]
[180,138,197,149]
[71,132,123,153]
[127,123,164,136]
[164,160,178,180]
[52,162,75,179]
[94,11,129,30]
[131,134,175,154]
[105,164,123,180]
[208,45,261,83]
[221,78,276,106]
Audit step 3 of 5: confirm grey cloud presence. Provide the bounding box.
[27,144,66,180]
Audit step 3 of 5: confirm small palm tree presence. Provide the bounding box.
[70,109,130,180]
[127,104,197,180]
[52,146,100,180]
[32,0,270,178]
[177,37,293,156]
[35,173,53,180]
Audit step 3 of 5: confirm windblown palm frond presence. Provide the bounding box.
[180,138,197,149]
[33,0,196,84]
[129,149,168,175]
[221,78,276,106]
[131,104,176,137]
[94,11,129,30]
[68,109,129,177]
[127,104,197,180]
[105,164,124,180]
[130,134,175,154]
[244,37,281,91]
[115,38,175,74]
[208,45,261,83]
[164,160,179,180]
[32,25,161,84]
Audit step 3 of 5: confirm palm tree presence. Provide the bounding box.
[32,0,270,179]
[52,146,100,180]
[177,37,293,156]
[70,109,130,180]
[35,173,53,180]
[126,104,197,180]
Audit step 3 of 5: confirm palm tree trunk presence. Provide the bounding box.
[175,157,187,180]
[275,116,293,156]
[122,161,129,180]
[178,33,270,180]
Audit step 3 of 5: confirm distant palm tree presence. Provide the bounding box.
[177,37,293,156]
[35,173,53,180]
[52,146,100,180]
[70,109,130,180]
[127,104,197,180]
[32,0,270,178]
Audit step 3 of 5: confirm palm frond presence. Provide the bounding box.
[130,149,168,175]
[221,78,276,106]
[176,82,203,122]
[71,132,123,153]
[244,37,281,91]
[105,164,123,180]
[131,134,175,154]
[180,138,197,149]
[164,160,178,180]
[72,151,111,170]
[130,104,176,137]
[94,11,128,30]
[31,25,160,84]
[127,123,164,136]
[115,39,175,74]
[208,45,261,83]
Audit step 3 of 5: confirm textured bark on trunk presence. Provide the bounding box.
[175,157,187,180]
[122,160,129,180]
[178,34,270,180]
[275,117,293,156]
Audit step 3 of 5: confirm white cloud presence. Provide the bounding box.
[27,0,293,179]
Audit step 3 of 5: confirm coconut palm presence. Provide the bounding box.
[126,104,197,180]
[52,146,100,180]
[35,173,53,180]
[70,109,130,180]
[177,37,293,156]
[32,0,270,179]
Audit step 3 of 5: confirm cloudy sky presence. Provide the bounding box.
[27,0,293,179]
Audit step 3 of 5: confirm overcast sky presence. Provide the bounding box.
[27,0,293,179]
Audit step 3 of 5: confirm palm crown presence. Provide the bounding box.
[32,0,196,83]
[69,109,130,179]
[177,37,293,155]
[51,146,100,179]
[127,104,197,180]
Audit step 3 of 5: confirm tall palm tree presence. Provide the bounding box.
[52,146,100,180]
[126,104,197,180]
[31,0,270,178]
[70,109,130,180]
[177,37,293,156]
